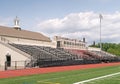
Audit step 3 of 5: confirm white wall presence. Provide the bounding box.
[0,36,56,48]
[88,47,101,51]
[0,42,30,70]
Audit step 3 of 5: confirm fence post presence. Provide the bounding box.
[15,61,17,70]
[24,61,26,69]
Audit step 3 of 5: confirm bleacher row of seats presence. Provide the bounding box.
[85,51,119,62]
[37,60,101,67]
[36,46,77,60]
[9,43,120,67]
[9,43,79,67]
[9,44,57,60]
[66,49,94,60]
[67,49,120,63]
[90,51,116,57]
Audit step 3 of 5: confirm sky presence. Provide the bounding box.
[0,0,120,44]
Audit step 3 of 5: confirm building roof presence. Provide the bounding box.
[0,26,51,42]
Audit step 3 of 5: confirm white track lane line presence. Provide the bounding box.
[73,72,120,84]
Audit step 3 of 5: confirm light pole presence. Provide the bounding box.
[99,14,103,51]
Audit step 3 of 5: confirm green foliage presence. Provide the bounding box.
[89,43,120,56]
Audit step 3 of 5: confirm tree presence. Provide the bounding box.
[89,43,120,56]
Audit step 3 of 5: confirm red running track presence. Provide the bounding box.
[0,62,120,79]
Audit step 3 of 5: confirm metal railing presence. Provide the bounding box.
[5,60,31,70]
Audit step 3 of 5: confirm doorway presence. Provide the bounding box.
[6,54,11,67]
[57,41,61,48]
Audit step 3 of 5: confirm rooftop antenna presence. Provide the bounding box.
[14,16,21,30]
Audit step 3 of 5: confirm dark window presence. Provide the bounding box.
[6,54,11,67]
[57,41,61,48]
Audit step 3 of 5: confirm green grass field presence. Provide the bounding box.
[0,65,120,84]
[85,74,120,84]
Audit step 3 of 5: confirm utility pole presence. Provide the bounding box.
[99,14,103,51]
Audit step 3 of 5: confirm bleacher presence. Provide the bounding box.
[9,43,79,67]
[9,44,58,61]
[67,49,120,63]
[8,43,120,67]
[90,51,116,57]
[36,46,77,60]
[67,49,96,60]
[89,50,120,62]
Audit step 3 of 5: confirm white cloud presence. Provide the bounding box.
[36,11,120,44]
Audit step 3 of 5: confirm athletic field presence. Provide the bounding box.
[0,65,120,84]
